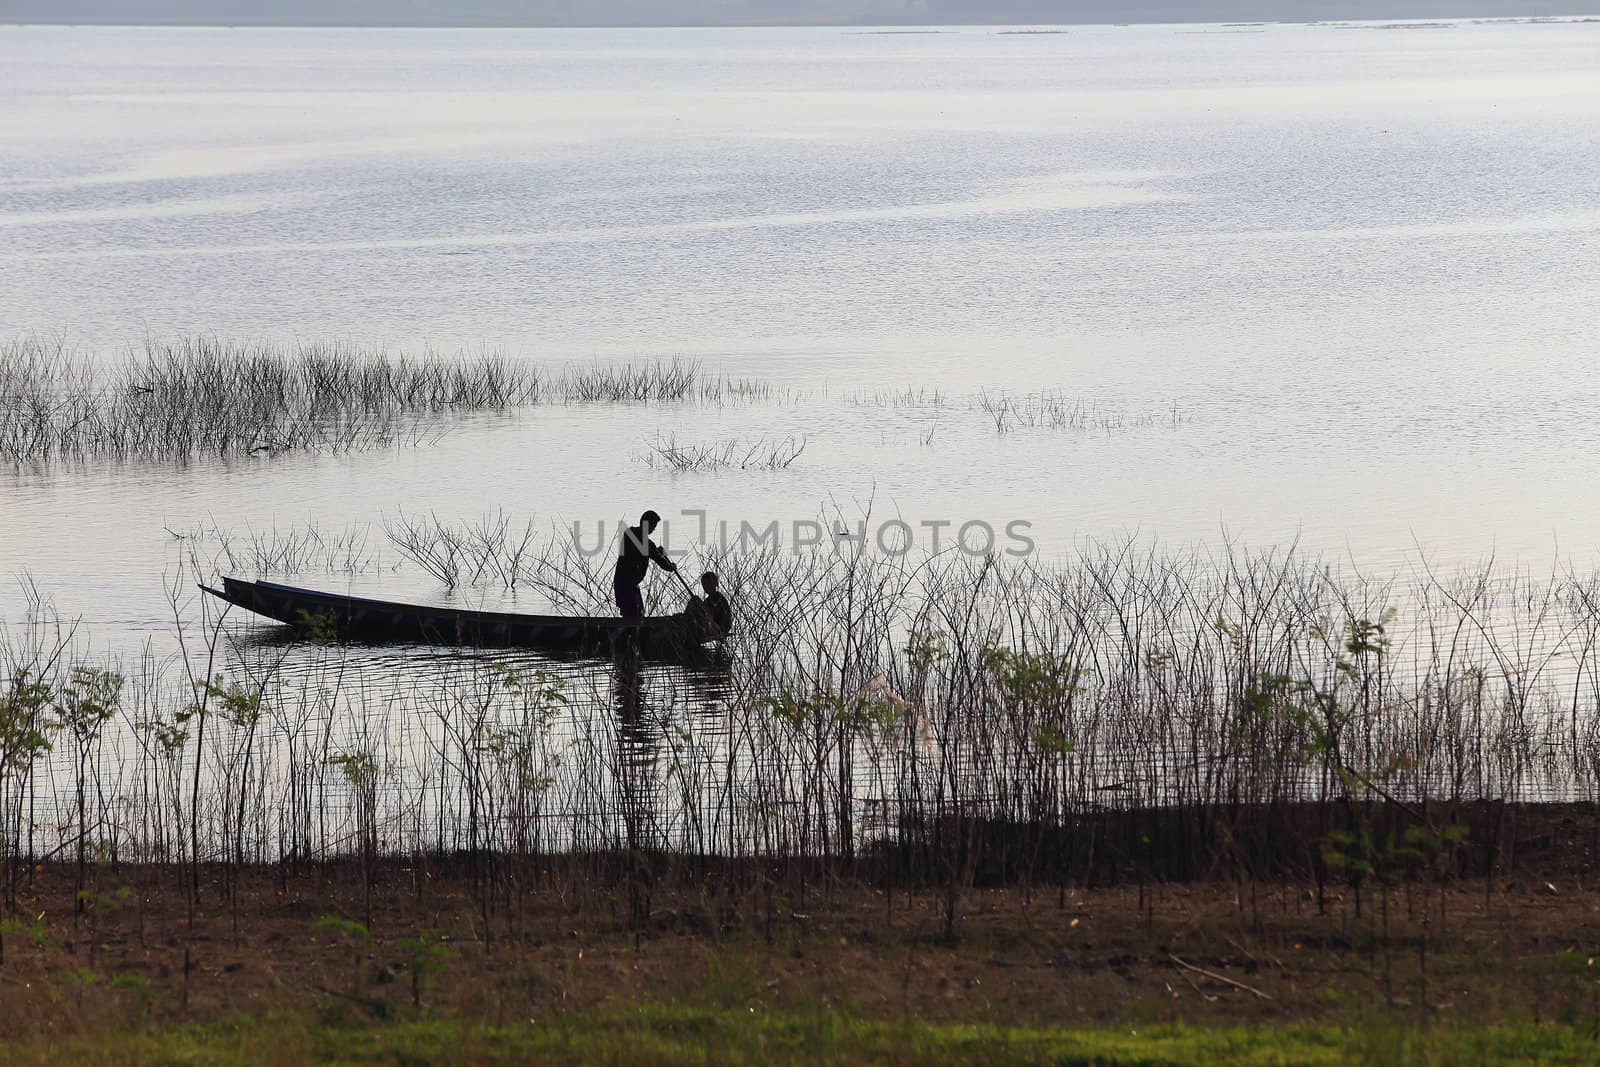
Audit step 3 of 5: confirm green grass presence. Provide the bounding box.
[3,1008,1597,1066]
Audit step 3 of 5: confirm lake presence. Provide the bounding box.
[3,18,1600,643]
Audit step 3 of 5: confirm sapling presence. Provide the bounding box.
[131,711,189,867]
[327,750,380,927]
[0,669,55,917]
[50,667,123,916]
[110,972,158,1028]
[394,931,456,1009]
[311,914,372,994]
[1555,949,1600,1039]
[202,672,265,869]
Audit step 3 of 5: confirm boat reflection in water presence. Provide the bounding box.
[203,582,734,861]
[609,638,732,883]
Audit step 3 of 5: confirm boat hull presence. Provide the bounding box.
[202,577,717,655]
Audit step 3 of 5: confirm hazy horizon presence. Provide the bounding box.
[4,0,1599,27]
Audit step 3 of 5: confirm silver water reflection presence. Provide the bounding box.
[4,21,1600,642]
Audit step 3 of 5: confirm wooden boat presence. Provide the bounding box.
[201,577,722,655]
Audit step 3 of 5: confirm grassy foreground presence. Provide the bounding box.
[7,863,1600,1065]
[2,1010,1596,1067]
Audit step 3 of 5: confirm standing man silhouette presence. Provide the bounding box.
[613,509,677,619]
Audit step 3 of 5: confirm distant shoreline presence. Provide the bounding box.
[5,12,1600,31]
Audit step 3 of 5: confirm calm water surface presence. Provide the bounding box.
[3,20,1600,643]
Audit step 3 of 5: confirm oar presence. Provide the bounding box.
[669,565,698,602]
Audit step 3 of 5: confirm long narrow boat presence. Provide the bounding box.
[201,577,720,655]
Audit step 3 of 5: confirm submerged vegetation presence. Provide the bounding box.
[6,535,1600,900]
[642,433,809,472]
[0,336,530,459]
[977,389,1185,434]
[0,336,718,461]
[1,335,1185,464]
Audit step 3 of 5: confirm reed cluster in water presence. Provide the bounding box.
[2,334,1196,469]
[1,334,1206,468]
[0,336,716,461]
[641,433,808,472]
[5,537,1600,930]
[977,389,1184,434]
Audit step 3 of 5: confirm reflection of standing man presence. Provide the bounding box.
[613,510,677,619]
[613,645,645,723]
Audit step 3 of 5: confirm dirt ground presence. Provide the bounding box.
[4,850,1600,1043]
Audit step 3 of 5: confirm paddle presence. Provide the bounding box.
[669,564,698,603]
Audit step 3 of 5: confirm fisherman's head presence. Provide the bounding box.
[640,510,661,533]
[700,571,719,593]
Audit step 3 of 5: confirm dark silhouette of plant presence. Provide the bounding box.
[49,667,123,916]
[0,669,55,921]
[328,750,380,927]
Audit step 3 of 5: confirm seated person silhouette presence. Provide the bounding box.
[684,571,733,637]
